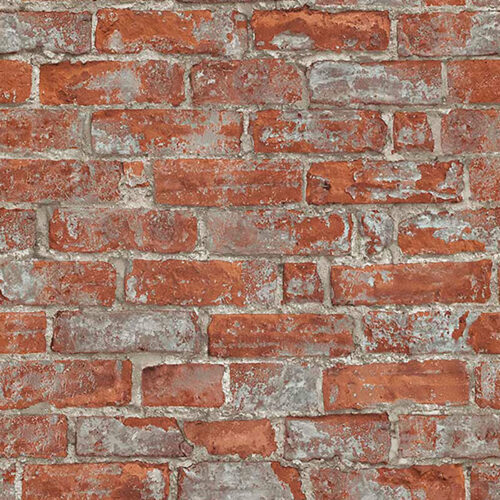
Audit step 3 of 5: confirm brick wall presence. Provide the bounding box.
[0,0,499,497]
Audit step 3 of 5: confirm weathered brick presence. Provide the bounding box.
[229,363,319,414]
[76,417,192,457]
[0,209,36,253]
[330,260,491,305]
[471,464,500,500]
[0,260,116,306]
[0,464,15,500]
[310,465,465,500]
[399,209,499,255]
[23,463,169,499]
[154,159,302,206]
[0,11,91,54]
[318,0,418,5]
[52,310,201,354]
[362,310,476,354]
[125,259,277,306]
[310,61,441,105]
[399,414,500,459]
[0,60,31,103]
[442,109,500,153]
[398,12,500,57]
[283,263,324,303]
[470,158,500,202]
[0,110,82,152]
[92,109,242,155]
[252,8,390,52]
[49,208,197,253]
[393,111,434,152]
[359,210,394,256]
[0,159,122,203]
[191,59,303,105]
[323,360,469,410]
[0,415,67,458]
[96,9,247,56]
[468,313,500,353]
[209,314,353,358]
[142,363,224,407]
[307,160,463,204]
[476,361,500,409]
[184,419,276,458]
[205,210,351,255]
[252,110,387,153]
[40,60,184,105]
[0,312,46,354]
[0,360,131,409]
[285,414,390,462]
[448,60,500,104]
[178,462,305,500]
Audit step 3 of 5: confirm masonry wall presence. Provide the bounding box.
[0,0,499,497]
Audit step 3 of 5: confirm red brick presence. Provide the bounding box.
[0,60,31,103]
[0,209,36,253]
[154,159,302,207]
[49,208,197,253]
[0,12,91,54]
[330,260,491,305]
[52,310,201,354]
[178,463,305,500]
[76,417,192,457]
[0,464,15,500]
[142,364,224,407]
[125,259,277,306]
[0,415,67,458]
[399,209,499,255]
[184,419,276,458]
[398,12,500,57]
[208,314,353,358]
[205,210,351,255]
[252,8,390,52]
[123,161,148,188]
[0,312,46,354]
[0,360,131,409]
[399,414,500,459]
[323,360,469,410]
[229,363,319,414]
[310,61,441,105]
[0,159,122,203]
[471,464,500,500]
[393,112,434,152]
[470,158,500,202]
[318,0,417,5]
[468,313,500,353]
[307,160,463,204]
[40,60,184,105]
[476,361,500,409]
[96,9,247,56]
[362,310,474,355]
[92,109,242,155]
[448,60,500,104]
[191,59,303,105]
[23,463,169,500]
[283,263,324,303]
[442,109,500,153]
[310,465,465,500]
[359,210,394,256]
[252,110,386,153]
[0,260,116,306]
[0,110,82,152]
[285,414,390,462]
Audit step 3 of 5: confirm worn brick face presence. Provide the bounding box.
[2,0,499,494]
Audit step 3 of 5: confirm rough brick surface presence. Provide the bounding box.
[2,0,499,495]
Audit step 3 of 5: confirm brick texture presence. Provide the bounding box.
[1,0,499,496]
